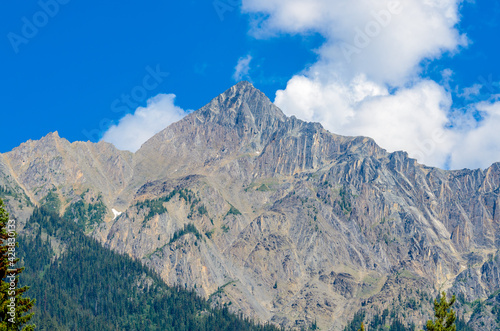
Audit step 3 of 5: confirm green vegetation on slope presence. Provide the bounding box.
[40,189,60,213]
[63,192,107,231]
[344,303,473,331]
[0,185,33,208]
[169,223,201,244]
[135,188,202,223]
[343,310,414,331]
[18,207,282,331]
[226,204,241,217]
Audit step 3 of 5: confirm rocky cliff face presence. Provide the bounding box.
[3,81,500,330]
[1,133,134,218]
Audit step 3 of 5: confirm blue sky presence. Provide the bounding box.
[1,0,500,170]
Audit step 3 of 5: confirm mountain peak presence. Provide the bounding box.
[196,82,287,127]
[233,80,254,89]
[226,80,258,97]
[134,82,291,179]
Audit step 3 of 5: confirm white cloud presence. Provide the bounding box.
[458,83,482,100]
[275,76,457,167]
[450,101,500,169]
[233,55,253,81]
[240,0,500,169]
[101,94,188,152]
[243,0,466,85]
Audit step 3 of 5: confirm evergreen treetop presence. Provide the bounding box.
[425,291,456,331]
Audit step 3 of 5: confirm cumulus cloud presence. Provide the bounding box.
[243,0,466,85]
[450,101,500,169]
[101,94,188,152]
[275,76,457,167]
[233,55,253,81]
[240,0,500,169]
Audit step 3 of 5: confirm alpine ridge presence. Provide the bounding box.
[2,81,500,330]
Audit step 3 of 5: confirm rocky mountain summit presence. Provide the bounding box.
[2,81,500,329]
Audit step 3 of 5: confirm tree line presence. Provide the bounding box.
[1,201,282,330]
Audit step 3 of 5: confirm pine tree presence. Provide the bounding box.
[0,199,35,330]
[425,291,456,331]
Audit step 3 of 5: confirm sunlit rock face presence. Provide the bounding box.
[3,81,500,330]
